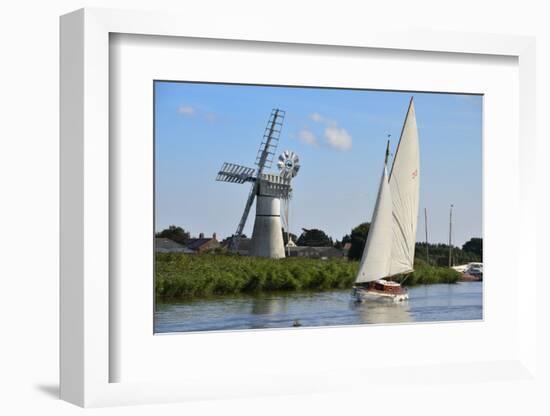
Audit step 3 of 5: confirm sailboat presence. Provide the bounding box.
[352,97,420,303]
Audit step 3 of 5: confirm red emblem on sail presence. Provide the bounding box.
[411,169,418,179]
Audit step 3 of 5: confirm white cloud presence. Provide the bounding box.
[177,104,220,123]
[308,112,352,151]
[298,129,318,146]
[324,126,352,151]
[204,112,218,122]
[178,105,196,116]
[310,112,324,123]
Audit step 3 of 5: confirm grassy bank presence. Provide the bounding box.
[405,259,461,285]
[156,253,357,301]
[155,253,461,301]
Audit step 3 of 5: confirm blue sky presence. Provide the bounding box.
[155,81,482,247]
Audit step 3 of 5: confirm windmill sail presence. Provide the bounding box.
[388,98,420,276]
[224,109,285,249]
[355,164,393,283]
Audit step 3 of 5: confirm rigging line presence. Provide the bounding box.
[399,272,411,286]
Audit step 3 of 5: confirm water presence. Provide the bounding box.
[154,282,483,333]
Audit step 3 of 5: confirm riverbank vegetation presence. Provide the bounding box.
[155,253,460,301]
[156,224,483,266]
[404,259,461,285]
[414,241,482,266]
[156,253,356,301]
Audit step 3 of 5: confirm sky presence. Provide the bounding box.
[155,81,482,247]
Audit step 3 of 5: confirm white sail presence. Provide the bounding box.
[355,164,393,283]
[388,98,420,276]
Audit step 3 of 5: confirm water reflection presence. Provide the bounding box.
[352,299,412,324]
[251,296,288,315]
[155,282,482,333]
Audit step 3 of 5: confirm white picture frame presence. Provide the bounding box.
[60,8,537,408]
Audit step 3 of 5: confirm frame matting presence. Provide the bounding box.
[60,7,537,407]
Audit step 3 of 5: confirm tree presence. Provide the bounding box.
[414,242,481,265]
[296,228,332,247]
[155,225,190,245]
[462,238,483,258]
[341,234,351,245]
[347,222,370,260]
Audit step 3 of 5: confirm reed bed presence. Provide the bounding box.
[155,253,461,301]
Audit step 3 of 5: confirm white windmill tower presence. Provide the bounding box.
[215,109,300,258]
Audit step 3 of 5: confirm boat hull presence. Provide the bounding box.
[352,281,408,303]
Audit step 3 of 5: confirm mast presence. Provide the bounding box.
[425,207,429,264]
[286,201,290,257]
[448,204,453,267]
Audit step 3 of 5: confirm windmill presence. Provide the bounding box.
[215,109,300,258]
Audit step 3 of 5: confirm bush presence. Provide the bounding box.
[155,253,460,301]
[402,259,460,286]
[155,253,358,301]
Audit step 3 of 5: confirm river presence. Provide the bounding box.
[154,281,482,333]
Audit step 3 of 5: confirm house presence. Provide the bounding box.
[219,236,344,259]
[185,232,220,253]
[155,238,194,253]
[287,246,343,259]
[220,237,252,256]
[342,242,352,258]
[235,238,252,256]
